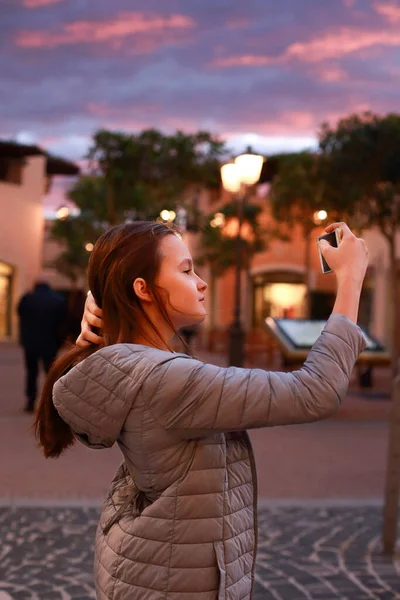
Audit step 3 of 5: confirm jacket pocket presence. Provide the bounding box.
[213,541,226,600]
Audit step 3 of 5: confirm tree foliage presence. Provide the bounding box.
[50,128,227,281]
[269,151,331,237]
[319,111,400,232]
[198,201,267,276]
[48,213,104,284]
[84,128,226,224]
[319,111,400,379]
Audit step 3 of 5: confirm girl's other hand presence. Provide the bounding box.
[76,291,103,347]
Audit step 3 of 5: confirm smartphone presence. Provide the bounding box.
[317,228,342,274]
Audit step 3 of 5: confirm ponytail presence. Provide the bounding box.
[34,344,100,458]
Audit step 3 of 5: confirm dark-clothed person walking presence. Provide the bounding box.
[18,279,66,412]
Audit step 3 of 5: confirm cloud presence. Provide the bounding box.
[211,25,400,68]
[212,55,274,67]
[317,65,348,82]
[286,28,400,61]
[225,133,318,156]
[23,0,64,7]
[15,12,195,48]
[373,0,400,22]
[2,0,400,168]
[41,134,91,159]
[85,102,161,119]
[227,110,325,138]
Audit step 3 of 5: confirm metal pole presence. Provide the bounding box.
[382,373,400,554]
[382,194,400,555]
[228,188,246,367]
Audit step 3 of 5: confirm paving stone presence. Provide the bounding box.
[0,506,399,598]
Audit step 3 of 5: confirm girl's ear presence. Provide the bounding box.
[133,278,152,303]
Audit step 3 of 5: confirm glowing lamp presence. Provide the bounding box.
[56,206,70,220]
[220,164,241,193]
[234,152,264,186]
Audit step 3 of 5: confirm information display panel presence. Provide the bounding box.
[265,317,390,365]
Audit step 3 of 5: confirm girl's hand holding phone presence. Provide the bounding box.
[318,222,368,288]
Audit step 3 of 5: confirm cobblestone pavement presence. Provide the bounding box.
[0,506,399,599]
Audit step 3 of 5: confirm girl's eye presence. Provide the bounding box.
[184,269,192,275]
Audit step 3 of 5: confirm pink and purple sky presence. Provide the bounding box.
[2,0,400,210]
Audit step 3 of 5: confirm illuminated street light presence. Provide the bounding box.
[85,243,94,252]
[160,209,171,221]
[313,209,328,225]
[234,152,264,186]
[220,164,241,193]
[220,147,264,367]
[210,212,226,228]
[160,209,176,223]
[222,218,254,242]
[56,205,70,220]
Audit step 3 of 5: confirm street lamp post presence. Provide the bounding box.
[220,150,264,367]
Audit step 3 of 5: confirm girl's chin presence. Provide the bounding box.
[177,313,207,328]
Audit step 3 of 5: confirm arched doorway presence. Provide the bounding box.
[252,270,307,327]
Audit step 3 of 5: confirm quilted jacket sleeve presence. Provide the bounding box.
[146,314,367,438]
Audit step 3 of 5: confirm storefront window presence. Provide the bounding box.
[253,272,307,326]
[0,261,13,338]
[264,283,307,319]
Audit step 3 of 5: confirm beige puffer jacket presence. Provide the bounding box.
[53,313,366,599]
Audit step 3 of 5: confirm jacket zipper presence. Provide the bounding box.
[242,430,258,598]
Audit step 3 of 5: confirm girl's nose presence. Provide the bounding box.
[198,278,207,292]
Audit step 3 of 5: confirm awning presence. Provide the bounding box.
[0,140,80,176]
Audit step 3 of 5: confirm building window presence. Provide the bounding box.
[0,262,14,338]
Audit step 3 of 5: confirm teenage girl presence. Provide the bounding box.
[35,221,368,599]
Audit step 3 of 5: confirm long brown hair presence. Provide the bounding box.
[34,221,188,458]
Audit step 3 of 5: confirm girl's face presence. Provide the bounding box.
[156,233,207,328]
